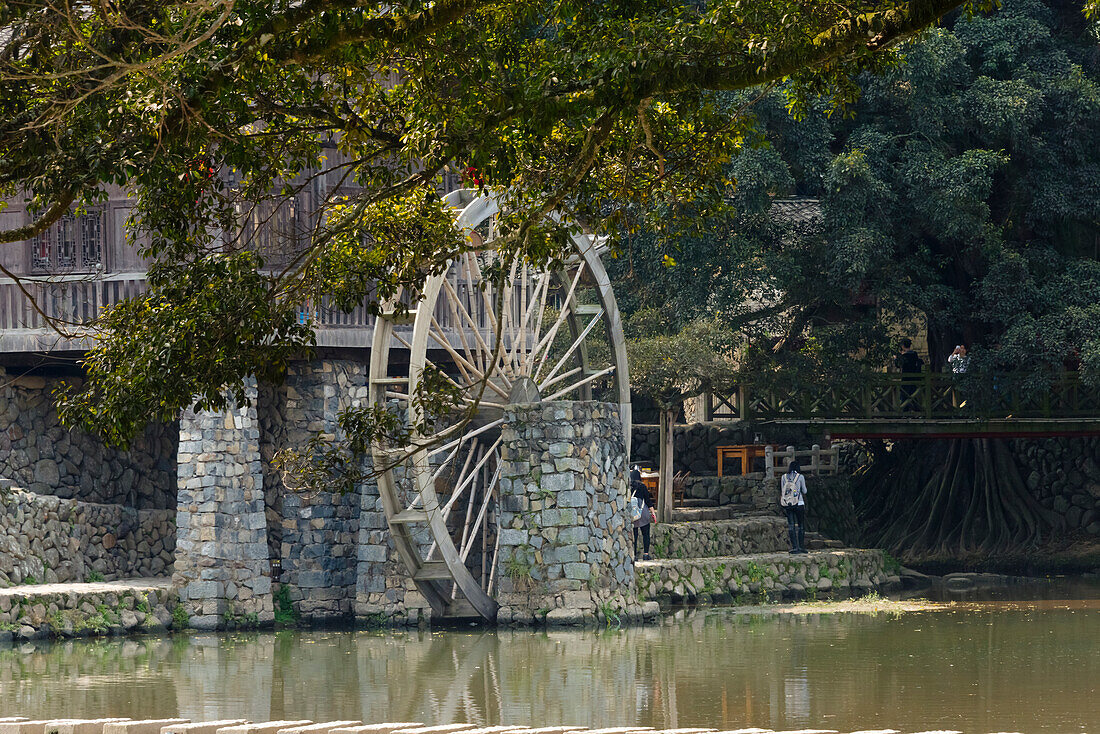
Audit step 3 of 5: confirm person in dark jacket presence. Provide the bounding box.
[629,466,654,560]
[894,338,924,411]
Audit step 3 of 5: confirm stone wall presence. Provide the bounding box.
[635,549,890,602]
[354,467,433,625]
[0,481,175,587]
[649,517,789,559]
[680,475,772,507]
[0,367,177,509]
[496,401,640,625]
[0,580,180,641]
[1014,437,1100,535]
[174,383,273,629]
[262,362,363,620]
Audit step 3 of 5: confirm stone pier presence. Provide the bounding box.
[174,382,273,629]
[495,401,642,624]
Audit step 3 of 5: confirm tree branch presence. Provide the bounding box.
[0,189,78,245]
[287,0,495,63]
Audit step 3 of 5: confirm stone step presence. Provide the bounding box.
[162,722,249,734]
[329,725,424,734]
[634,549,890,601]
[677,499,719,508]
[102,723,190,734]
[650,517,790,559]
[278,724,362,734]
[49,720,132,734]
[217,724,313,734]
[671,506,753,522]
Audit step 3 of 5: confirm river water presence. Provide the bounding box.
[2,584,1098,732]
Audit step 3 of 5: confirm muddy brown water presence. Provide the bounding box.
[1,583,1098,732]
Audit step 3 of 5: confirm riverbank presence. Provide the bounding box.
[905,535,1100,576]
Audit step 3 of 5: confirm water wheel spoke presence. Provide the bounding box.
[542,364,616,402]
[460,462,500,562]
[537,307,604,387]
[539,365,583,393]
[527,261,587,376]
[371,191,630,621]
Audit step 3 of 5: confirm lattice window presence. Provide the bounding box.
[31,228,53,271]
[81,214,102,268]
[57,215,77,268]
[29,211,104,273]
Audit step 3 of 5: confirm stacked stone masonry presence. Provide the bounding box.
[0,579,180,642]
[0,482,174,587]
[649,517,789,560]
[259,362,363,620]
[495,401,641,625]
[174,383,273,630]
[0,367,178,509]
[635,549,890,602]
[1015,436,1100,535]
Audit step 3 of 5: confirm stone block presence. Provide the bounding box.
[215,724,313,734]
[328,727,424,734]
[540,473,574,493]
[184,580,221,599]
[556,490,587,508]
[161,723,248,734]
[545,607,584,626]
[557,527,590,545]
[498,529,529,547]
[276,724,364,734]
[102,722,189,734]
[564,563,591,580]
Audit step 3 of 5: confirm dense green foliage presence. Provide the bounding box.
[614,0,1100,398]
[0,0,971,439]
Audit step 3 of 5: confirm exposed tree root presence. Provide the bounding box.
[854,439,1061,564]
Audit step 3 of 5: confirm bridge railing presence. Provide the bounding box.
[704,371,1100,421]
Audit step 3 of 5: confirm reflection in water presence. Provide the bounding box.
[1,604,1098,732]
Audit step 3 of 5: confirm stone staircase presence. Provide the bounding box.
[636,504,891,603]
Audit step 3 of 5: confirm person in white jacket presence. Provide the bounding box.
[779,461,808,554]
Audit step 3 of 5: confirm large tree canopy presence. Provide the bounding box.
[608,0,1100,560]
[613,0,1100,397]
[0,0,975,440]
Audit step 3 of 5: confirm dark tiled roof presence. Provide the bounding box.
[770,197,822,224]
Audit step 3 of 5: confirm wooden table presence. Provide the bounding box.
[717,444,771,477]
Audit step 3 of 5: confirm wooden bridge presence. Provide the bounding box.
[703,371,1100,438]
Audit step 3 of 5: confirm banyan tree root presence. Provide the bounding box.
[854,438,1060,563]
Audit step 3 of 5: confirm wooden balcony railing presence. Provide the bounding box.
[705,371,1100,421]
[0,272,526,352]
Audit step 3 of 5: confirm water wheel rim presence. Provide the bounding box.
[370,190,631,621]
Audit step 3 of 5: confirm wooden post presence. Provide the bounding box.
[658,408,676,523]
[811,444,820,475]
[738,384,748,421]
[922,368,933,417]
[704,391,714,422]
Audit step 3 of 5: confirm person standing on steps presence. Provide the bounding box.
[630,465,655,560]
[780,461,808,554]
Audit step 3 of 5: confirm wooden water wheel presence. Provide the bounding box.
[368,190,630,620]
